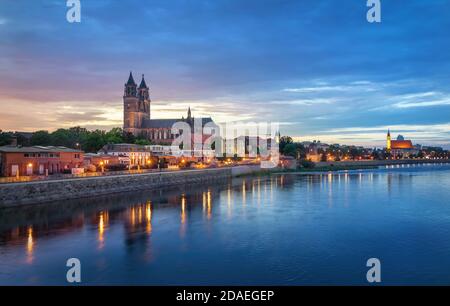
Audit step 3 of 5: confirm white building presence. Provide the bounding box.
[98,144,151,166]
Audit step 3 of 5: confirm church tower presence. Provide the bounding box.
[123,72,149,135]
[138,74,151,120]
[386,129,391,152]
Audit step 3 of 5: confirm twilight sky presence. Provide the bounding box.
[0,0,449,148]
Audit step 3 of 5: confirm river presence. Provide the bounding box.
[1,163,450,285]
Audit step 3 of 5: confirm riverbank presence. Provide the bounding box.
[314,158,450,168]
[283,159,450,174]
[242,159,450,177]
[298,164,378,172]
[0,165,261,207]
[1,160,449,207]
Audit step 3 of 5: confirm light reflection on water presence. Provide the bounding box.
[1,164,450,285]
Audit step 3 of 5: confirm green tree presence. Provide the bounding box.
[105,127,124,144]
[349,147,360,160]
[67,126,89,148]
[279,136,293,154]
[283,143,297,157]
[0,131,13,146]
[123,132,136,144]
[51,129,72,147]
[296,143,307,159]
[82,130,106,153]
[134,138,151,146]
[31,130,52,146]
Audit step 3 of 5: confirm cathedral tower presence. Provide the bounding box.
[123,72,150,135]
[138,74,151,120]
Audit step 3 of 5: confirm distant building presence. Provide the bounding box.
[123,72,216,144]
[0,146,83,177]
[146,145,180,157]
[306,152,321,162]
[146,144,214,160]
[279,156,297,169]
[83,153,121,168]
[386,130,416,158]
[98,143,151,166]
[222,136,276,158]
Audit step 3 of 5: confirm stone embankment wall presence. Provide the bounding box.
[0,166,260,207]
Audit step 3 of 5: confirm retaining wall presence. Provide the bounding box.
[0,167,262,207]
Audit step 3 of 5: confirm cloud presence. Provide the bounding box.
[269,98,337,106]
[393,98,450,109]
[0,0,449,148]
[371,91,450,110]
[283,84,376,93]
[325,123,450,134]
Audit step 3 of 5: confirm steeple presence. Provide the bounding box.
[139,74,148,89]
[124,71,137,97]
[387,129,391,152]
[127,71,136,86]
[138,74,150,104]
[187,106,192,119]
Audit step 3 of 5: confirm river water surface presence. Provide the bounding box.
[1,164,450,285]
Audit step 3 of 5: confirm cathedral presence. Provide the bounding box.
[123,72,214,144]
[386,129,415,157]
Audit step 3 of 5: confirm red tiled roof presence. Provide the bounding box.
[391,140,413,149]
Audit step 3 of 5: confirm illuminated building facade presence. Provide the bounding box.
[386,130,416,158]
[0,146,83,177]
[98,143,152,166]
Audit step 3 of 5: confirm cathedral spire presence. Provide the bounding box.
[126,71,136,86]
[124,71,137,97]
[139,74,148,89]
[187,106,192,119]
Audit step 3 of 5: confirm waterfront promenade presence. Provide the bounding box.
[0,166,260,207]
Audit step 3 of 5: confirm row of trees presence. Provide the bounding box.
[279,135,450,162]
[0,127,153,153]
[279,136,307,159]
[279,136,375,161]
